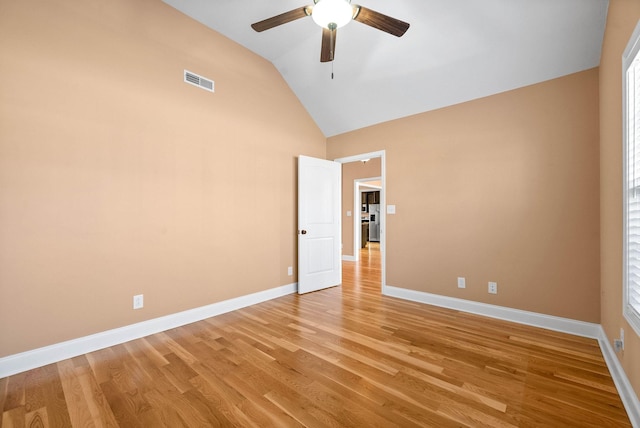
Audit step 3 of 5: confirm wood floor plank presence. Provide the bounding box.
[0,376,7,428]
[74,365,119,428]
[0,243,633,426]
[23,369,47,415]
[188,370,254,427]
[23,408,48,428]
[2,406,25,428]
[37,365,71,428]
[2,372,26,413]
[310,365,420,427]
[220,371,304,427]
[99,380,144,428]
[57,360,95,428]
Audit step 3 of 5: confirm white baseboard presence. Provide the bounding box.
[0,282,297,379]
[383,285,601,337]
[384,285,640,427]
[342,255,356,261]
[597,326,640,428]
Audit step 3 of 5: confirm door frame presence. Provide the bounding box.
[334,150,386,293]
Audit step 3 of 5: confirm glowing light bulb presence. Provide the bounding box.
[312,0,353,29]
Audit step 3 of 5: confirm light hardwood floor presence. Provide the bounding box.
[0,243,632,427]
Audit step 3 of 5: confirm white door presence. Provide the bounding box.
[298,155,341,294]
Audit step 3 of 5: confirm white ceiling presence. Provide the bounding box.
[162,0,609,137]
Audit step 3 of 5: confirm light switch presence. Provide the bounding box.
[346,211,352,217]
[387,205,396,214]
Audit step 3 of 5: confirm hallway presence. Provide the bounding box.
[342,242,381,293]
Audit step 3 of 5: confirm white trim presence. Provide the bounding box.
[384,285,640,425]
[342,255,356,261]
[597,326,640,427]
[384,285,601,338]
[622,18,640,339]
[0,283,297,378]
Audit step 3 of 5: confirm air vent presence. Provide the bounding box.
[184,70,214,93]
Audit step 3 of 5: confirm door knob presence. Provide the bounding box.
[300,230,307,235]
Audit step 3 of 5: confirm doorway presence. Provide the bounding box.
[334,151,386,293]
[356,179,382,258]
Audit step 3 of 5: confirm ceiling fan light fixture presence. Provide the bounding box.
[312,0,353,29]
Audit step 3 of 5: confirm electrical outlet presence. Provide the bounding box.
[488,282,498,294]
[287,266,293,276]
[614,339,623,353]
[133,294,144,309]
[457,277,466,289]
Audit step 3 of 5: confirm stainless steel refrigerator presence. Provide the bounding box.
[368,204,380,242]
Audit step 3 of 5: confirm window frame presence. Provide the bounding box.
[622,19,640,337]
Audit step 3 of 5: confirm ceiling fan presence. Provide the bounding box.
[251,0,410,63]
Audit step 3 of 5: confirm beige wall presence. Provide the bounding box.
[0,0,325,357]
[328,69,601,323]
[600,0,640,399]
[341,158,382,257]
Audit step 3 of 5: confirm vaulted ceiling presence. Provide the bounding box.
[162,0,608,137]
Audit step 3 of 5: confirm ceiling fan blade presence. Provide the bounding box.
[352,6,410,37]
[320,27,337,62]
[251,7,311,32]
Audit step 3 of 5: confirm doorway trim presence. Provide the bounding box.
[334,150,386,292]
